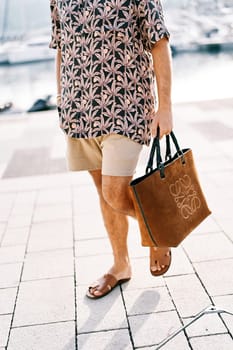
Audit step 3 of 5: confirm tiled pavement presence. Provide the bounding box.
[0,99,233,349]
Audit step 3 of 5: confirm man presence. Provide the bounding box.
[50,0,173,299]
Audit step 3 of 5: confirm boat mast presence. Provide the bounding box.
[1,0,9,42]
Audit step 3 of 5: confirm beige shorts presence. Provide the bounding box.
[66,134,143,176]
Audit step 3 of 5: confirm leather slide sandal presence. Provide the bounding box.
[86,274,131,299]
[150,248,172,277]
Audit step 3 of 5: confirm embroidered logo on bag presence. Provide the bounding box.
[169,175,201,219]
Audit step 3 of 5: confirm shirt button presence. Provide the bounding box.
[74,80,79,86]
[71,123,76,128]
[117,75,122,81]
[85,10,89,16]
[137,86,143,92]
[106,5,111,11]
[94,31,98,37]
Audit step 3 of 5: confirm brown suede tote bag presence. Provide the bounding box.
[130,130,211,247]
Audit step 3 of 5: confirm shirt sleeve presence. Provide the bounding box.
[137,0,170,52]
[49,0,61,50]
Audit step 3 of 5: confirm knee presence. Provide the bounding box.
[102,185,129,213]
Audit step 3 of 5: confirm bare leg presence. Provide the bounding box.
[88,170,170,298]
[89,170,131,296]
[102,175,171,274]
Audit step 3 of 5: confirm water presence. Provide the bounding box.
[0,51,232,111]
[172,51,233,103]
[0,60,56,110]
[0,0,232,111]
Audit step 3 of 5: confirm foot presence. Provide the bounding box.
[150,247,171,276]
[87,264,132,299]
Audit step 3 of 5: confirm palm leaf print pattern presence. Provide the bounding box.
[49,0,170,145]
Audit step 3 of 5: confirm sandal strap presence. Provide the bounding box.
[150,248,171,266]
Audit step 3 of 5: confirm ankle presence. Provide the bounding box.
[109,264,132,280]
[113,256,130,267]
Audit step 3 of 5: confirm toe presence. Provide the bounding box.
[93,290,103,296]
[151,265,157,272]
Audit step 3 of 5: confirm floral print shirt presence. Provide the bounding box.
[50,0,169,145]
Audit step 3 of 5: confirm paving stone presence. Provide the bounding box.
[213,295,233,336]
[194,259,233,296]
[74,213,107,240]
[190,216,221,235]
[13,277,75,327]
[0,314,12,347]
[211,199,233,221]
[76,254,114,286]
[3,147,50,178]
[129,310,189,348]
[50,133,66,160]
[136,333,190,350]
[48,158,67,174]
[37,187,72,206]
[184,314,227,338]
[0,246,25,264]
[218,219,233,242]
[75,238,112,257]
[122,257,166,291]
[0,193,16,209]
[190,334,233,350]
[22,249,74,281]
[7,214,32,228]
[8,321,75,350]
[127,221,148,259]
[165,246,194,276]
[0,207,12,222]
[165,275,210,318]
[0,223,6,241]
[73,186,99,215]
[14,191,36,205]
[77,285,127,333]
[78,329,133,350]
[28,220,73,252]
[33,203,72,223]
[0,288,17,314]
[123,286,174,316]
[10,204,34,218]
[182,232,233,262]
[0,172,71,194]
[0,263,22,288]
[1,227,29,247]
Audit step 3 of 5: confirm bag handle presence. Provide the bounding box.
[146,128,185,177]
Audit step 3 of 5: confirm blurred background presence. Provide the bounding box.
[0,0,233,113]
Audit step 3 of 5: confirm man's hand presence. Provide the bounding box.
[151,38,173,139]
[150,108,173,139]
